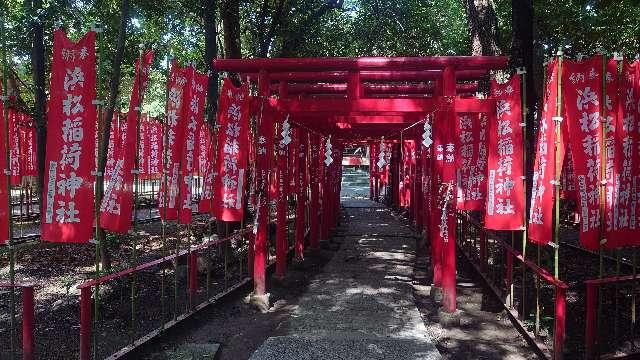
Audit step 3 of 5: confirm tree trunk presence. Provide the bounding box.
[29,0,47,210]
[510,0,538,219]
[96,0,130,270]
[204,0,219,126]
[259,0,287,57]
[462,0,500,56]
[221,0,241,59]
[279,0,344,57]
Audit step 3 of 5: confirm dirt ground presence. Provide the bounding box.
[134,244,340,360]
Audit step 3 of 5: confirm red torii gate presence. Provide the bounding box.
[213,56,508,313]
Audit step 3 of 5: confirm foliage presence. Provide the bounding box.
[3,0,640,120]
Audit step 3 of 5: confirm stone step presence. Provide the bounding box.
[163,343,220,360]
[249,335,441,360]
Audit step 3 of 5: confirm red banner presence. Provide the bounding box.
[608,59,640,247]
[159,60,190,220]
[289,128,298,195]
[8,110,20,185]
[138,114,148,179]
[529,60,567,245]
[456,113,487,210]
[198,126,216,213]
[603,59,618,243]
[100,51,153,233]
[422,119,432,236]
[19,120,37,179]
[560,148,577,200]
[41,30,97,243]
[196,120,210,176]
[147,119,163,177]
[485,76,525,230]
[0,84,10,244]
[212,78,249,221]
[178,68,207,224]
[563,56,604,250]
[104,113,119,180]
[255,97,276,230]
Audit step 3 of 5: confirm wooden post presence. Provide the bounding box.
[295,130,307,260]
[275,118,289,278]
[441,65,457,313]
[309,134,320,249]
[253,70,271,295]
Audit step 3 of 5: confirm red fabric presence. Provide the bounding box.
[608,59,640,247]
[158,60,190,220]
[560,148,577,200]
[289,128,298,195]
[602,59,618,243]
[138,113,148,179]
[529,59,567,245]
[0,84,10,244]
[104,112,119,180]
[19,119,37,178]
[456,113,488,210]
[212,78,250,221]
[100,51,153,233]
[147,119,163,177]
[8,109,20,185]
[41,30,97,243]
[255,97,276,225]
[198,126,216,212]
[485,76,525,230]
[196,121,210,177]
[178,68,208,224]
[563,56,604,250]
[422,119,432,236]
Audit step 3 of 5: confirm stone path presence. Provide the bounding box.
[250,199,441,360]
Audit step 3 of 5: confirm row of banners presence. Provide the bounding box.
[379,55,640,251]
[1,30,318,245]
[0,30,638,252]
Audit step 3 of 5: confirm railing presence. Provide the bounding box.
[77,227,254,360]
[457,212,568,359]
[0,282,35,360]
[585,274,640,359]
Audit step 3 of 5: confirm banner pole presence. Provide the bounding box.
[553,50,564,359]
[518,67,528,320]
[160,54,173,327]
[535,59,550,337]
[553,49,563,280]
[91,22,106,360]
[598,51,607,278]
[0,6,17,358]
[174,106,186,320]
[129,45,144,343]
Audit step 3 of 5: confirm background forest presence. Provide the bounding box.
[3,0,640,148]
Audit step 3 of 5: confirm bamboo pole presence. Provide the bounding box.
[160,54,172,327]
[518,67,528,321]
[535,59,549,338]
[0,7,17,358]
[597,51,609,353]
[129,45,144,343]
[91,22,106,360]
[598,51,608,279]
[553,49,563,280]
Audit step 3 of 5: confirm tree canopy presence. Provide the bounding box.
[3,0,640,119]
